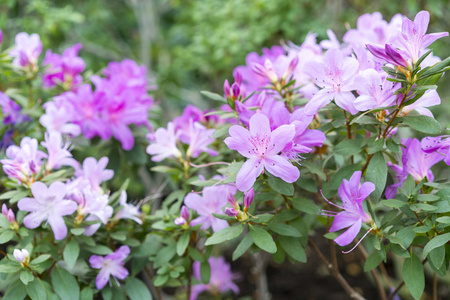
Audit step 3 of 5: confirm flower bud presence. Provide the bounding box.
[174,216,186,226]
[231,82,240,98]
[223,79,231,98]
[0,29,3,46]
[227,190,239,209]
[13,249,30,265]
[234,71,242,86]
[225,207,239,217]
[244,188,255,212]
[181,206,190,221]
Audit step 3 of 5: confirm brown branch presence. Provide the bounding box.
[343,111,354,164]
[433,273,437,300]
[308,238,366,300]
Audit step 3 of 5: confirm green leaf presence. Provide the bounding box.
[176,231,190,256]
[291,197,320,214]
[402,252,424,300]
[0,263,22,273]
[126,278,152,300]
[381,199,405,208]
[63,240,80,269]
[80,287,93,300]
[268,176,294,196]
[70,228,85,235]
[436,216,450,224]
[0,214,10,228]
[429,246,445,269]
[85,245,113,255]
[367,138,384,155]
[200,91,226,103]
[51,267,80,300]
[27,278,47,300]
[232,234,253,261]
[30,254,51,265]
[364,251,384,272]
[267,223,300,237]
[416,194,440,202]
[3,280,27,300]
[153,275,169,287]
[0,230,15,244]
[200,261,211,284]
[335,139,365,156]
[396,226,416,248]
[366,152,387,201]
[423,233,450,258]
[278,236,306,263]
[250,226,277,254]
[401,115,441,134]
[188,247,204,262]
[251,213,274,224]
[20,269,34,285]
[205,224,244,246]
[322,164,362,197]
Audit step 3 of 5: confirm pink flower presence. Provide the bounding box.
[114,191,142,224]
[191,257,239,300]
[174,206,190,226]
[13,249,30,265]
[224,113,299,191]
[89,245,130,290]
[43,43,85,89]
[18,181,77,240]
[322,171,374,246]
[184,185,230,232]
[74,157,114,191]
[41,132,78,171]
[146,122,181,162]
[304,49,359,115]
[9,32,42,68]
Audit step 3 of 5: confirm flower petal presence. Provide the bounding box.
[264,155,300,183]
[236,158,264,192]
[334,219,362,246]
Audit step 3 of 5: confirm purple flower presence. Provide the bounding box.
[1,137,47,184]
[76,187,113,236]
[146,122,181,162]
[322,171,374,246]
[18,181,77,240]
[400,89,440,117]
[9,32,42,69]
[421,136,450,165]
[89,245,130,290]
[304,49,359,115]
[0,92,28,125]
[398,11,448,64]
[74,157,114,191]
[353,69,400,111]
[386,138,443,199]
[0,29,3,45]
[40,98,81,137]
[366,44,410,69]
[191,257,239,300]
[174,206,190,226]
[41,132,78,171]
[224,113,299,191]
[244,188,255,212]
[184,185,231,232]
[183,120,218,158]
[114,191,142,224]
[2,204,18,230]
[43,43,85,89]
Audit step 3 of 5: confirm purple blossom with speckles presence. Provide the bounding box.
[224,113,299,192]
[421,136,450,165]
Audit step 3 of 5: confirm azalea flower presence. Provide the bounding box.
[321,171,374,247]
[18,181,78,240]
[224,113,299,191]
[191,257,239,300]
[114,191,142,224]
[41,132,78,171]
[386,138,443,199]
[89,245,130,290]
[304,49,359,115]
[13,249,30,265]
[174,206,190,226]
[421,135,450,165]
[74,157,114,191]
[146,122,181,162]
[9,32,42,69]
[184,185,231,232]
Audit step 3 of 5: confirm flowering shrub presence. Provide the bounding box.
[0,9,450,300]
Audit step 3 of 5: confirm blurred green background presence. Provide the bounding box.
[1,0,449,120]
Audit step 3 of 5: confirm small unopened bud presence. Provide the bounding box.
[234,71,242,86]
[174,217,186,226]
[181,206,190,221]
[13,249,30,266]
[231,82,240,98]
[223,79,231,98]
[283,56,299,80]
[227,191,239,209]
[225,207,239,217]
[244,188,255,212]
[0,29,3,46]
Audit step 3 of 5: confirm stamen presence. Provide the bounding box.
[342,228,373,254]
[320,189,344,209]
[190,161,231,168]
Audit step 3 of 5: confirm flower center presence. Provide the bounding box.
[249,133,272,158]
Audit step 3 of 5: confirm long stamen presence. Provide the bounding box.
[189,161,231,168]
[320,189,344,209]
[342,228,373,254]
[190,176,228,194]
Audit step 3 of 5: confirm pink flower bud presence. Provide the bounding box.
[225,207,239,217]
[231,82,240,98]
[1,204,7,216]
[7,209,15,223]
[244,188,255,211]
[0,29,3,46]
[227,190,238,209]
[13,249,30,264]
[181,206,190,221]
[174,217,186,226]
[223,79,231,98]
[234,71,242,86]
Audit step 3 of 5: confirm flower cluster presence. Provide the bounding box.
[40,59,154,150]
